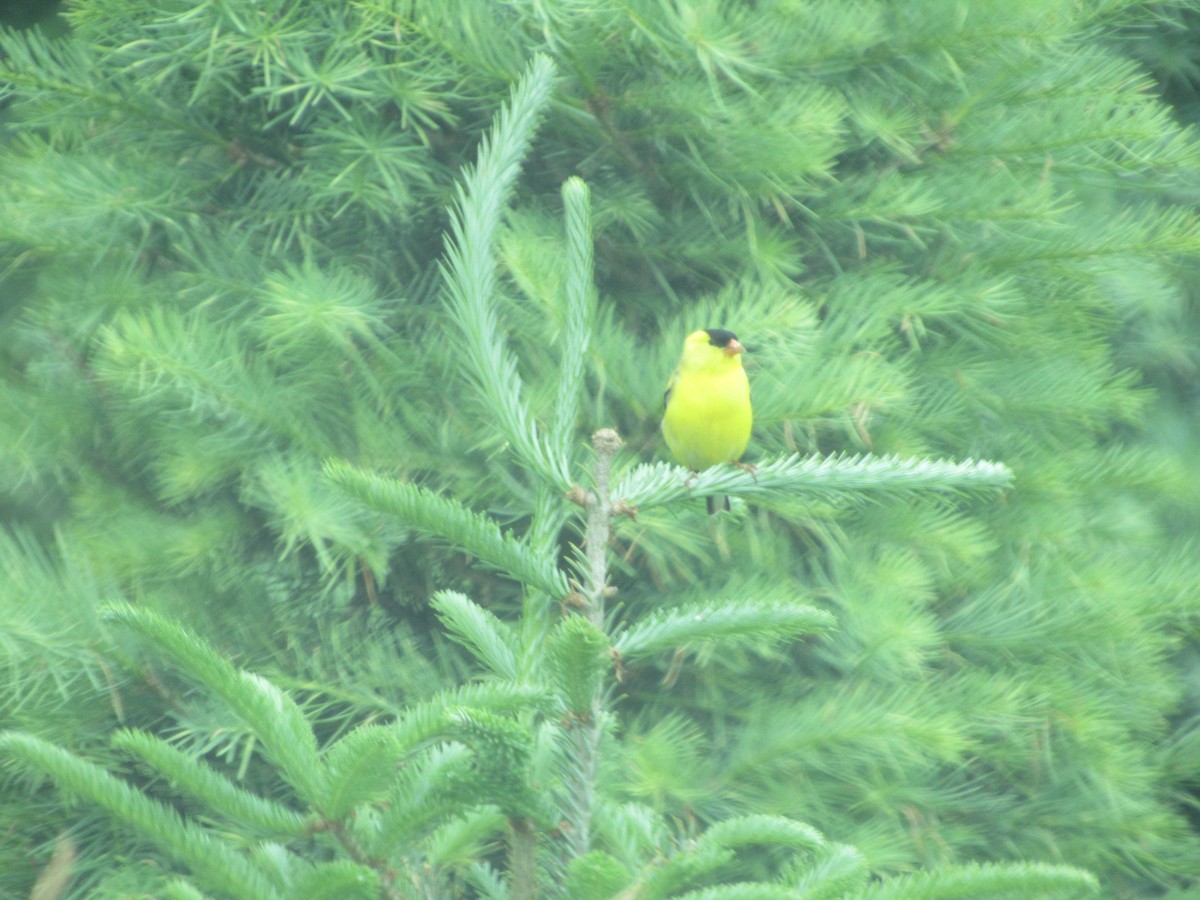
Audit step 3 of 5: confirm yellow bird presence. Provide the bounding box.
[662,328,753,513]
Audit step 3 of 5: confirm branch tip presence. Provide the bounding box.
[591,428,622,456]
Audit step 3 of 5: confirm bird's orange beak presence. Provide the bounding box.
[724,339,745,356]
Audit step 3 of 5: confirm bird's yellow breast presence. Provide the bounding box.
[662,366,752,470]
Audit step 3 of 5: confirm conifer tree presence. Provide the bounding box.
[1,2,1197,898]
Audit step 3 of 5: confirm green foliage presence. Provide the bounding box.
[612,453,1013,513]
[445,708,539,820]
[438,53,569,492]
[111,728,309,836]
[851,862,1100,899]
[5,601,548,897]
[286,861,380,900]
[546,615,611,715]
[318,724,406,820]
[614,599,834,660]
[2,1,1198,898]
[325,460,571,598]
[0,731,282,900]
[433,590,522,681]
[564,850,631,899]
[104,603,326,806]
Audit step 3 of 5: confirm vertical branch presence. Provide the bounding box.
[551,177,595,460]
[562,427,622,863]
[582,428,621,628]
[523,177,596,670]
[508,816,538,900]
[439,54,569,491]
[520,486,570,666]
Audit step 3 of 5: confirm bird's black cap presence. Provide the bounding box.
[704,328,739,348]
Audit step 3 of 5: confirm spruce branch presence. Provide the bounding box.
[162,880,208,900]
[371,743,475,853]
[614,600,834,660]
[791,843,869,898]
[111,729,311,837]
[636,816,836,897]
[560,427,624,867]
[522,176,597,650]
[101,603,327,807]
[527,482,570,563]
[850,861,1099,899]
[0,732,281,900]
[546,616,611,715]
[695,814,826,854]
[422,808,510,869]
[508,816,539,900]
[319,724,408,821]
[285,860,381,899]
[439,53,570,491]
[0,27,227,148]
[552,177,596,462]
[613,453,1013,512]
[324,460,569,598]
[580,428,623,628]
[665,885,786,899]
[387,683,553,756]
[431,590,521,681]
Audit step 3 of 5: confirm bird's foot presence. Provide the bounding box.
[732,460,758,481]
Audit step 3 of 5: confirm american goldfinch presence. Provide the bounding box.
[662,328,752,513]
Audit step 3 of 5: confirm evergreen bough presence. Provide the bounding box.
[2,2,1197,898]
[0,47,1081,900]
